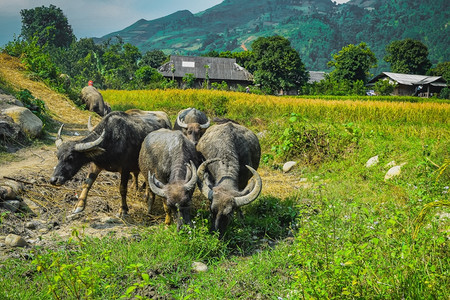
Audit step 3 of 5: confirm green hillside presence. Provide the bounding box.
[97,0,449,73]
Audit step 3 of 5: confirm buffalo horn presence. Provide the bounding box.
[183,160,198,192]
[148,171,166,198]
[87,116,94,131]
[55,124,64,149]
[234,165,262,207]
[197,158,221,200]
[199,118,211,129]
[74,130,105,152]
[176,114,188,129]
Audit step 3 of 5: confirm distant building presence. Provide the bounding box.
[308,71,327,84]
[367,72,448,97]
[158,55,253,89]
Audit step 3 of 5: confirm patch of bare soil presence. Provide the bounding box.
[0,53,302,260]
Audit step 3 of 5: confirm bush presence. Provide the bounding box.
[374,79,397,95]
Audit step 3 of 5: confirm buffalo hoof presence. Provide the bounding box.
[73,207,85,214]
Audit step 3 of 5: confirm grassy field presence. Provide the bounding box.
[1,89,449,299]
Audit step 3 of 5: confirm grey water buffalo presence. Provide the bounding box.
[139,129,199,230]
[50,111,165,216]
[196,122,262,237]
[80,85,111,117]
[173,108,210,145]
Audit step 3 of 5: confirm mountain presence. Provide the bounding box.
[97,0,449,73]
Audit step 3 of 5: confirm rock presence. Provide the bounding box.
[0,186,16,200]
[3,106,43,138]
[5,234,28,247]
[365,155,379,168]
[25,221,42,230]
[283,161,297,173]
[0,92,24,109]
[2,200,21,213]
[385,165,402,180]
[192,262,208,273]
[0,114,21,141]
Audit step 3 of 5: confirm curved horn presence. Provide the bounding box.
[234,165,262,207]
[176,114,188,129]
[183,160,198,192]
[148,171,166,198]
[197,158,220,200]
[199,118,211,129]
[74,130,105,152]
[87,116,94,132]
[55,124,64,149]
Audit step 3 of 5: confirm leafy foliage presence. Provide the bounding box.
[374,79,397,96]
[248,36,308,94]
[328,42,377,83]
[384,38,432,74]
[20,5,74,49]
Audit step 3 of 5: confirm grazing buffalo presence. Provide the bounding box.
[173,108,210,145]
[196,122,262,237]
[80,85,111,117]
[50,111,165,216]
[139,129,199,230]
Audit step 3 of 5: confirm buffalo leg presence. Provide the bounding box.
[162,201,172,225]
[145,187,156,215]
[119,171,130,216]
[74,163,101,213]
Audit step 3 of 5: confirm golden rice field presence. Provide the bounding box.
[102,89,450,127]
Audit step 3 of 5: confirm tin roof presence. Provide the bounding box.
[368,72,446,86]
[158,55,253,82]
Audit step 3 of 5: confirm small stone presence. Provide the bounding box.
[5,234,28,247]
[192,262,208,273]
[3,200,21,213]
[25,221,41,229]
[385,165,402,180]
[283,161,297,173]
[365,155,379,168]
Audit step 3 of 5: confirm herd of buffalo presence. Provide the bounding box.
[49,93,263,237]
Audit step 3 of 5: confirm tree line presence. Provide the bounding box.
[1,5,449,99]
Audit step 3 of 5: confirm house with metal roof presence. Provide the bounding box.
[367,72,447,97]
[308,71,327,84]
[158,55,254,89]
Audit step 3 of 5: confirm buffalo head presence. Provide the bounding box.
[197,159,262,236]
[50,124,106,186]
[148,160,198,230]
[176,114,210,145]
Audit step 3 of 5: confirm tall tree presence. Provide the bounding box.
[20,5,75,48]
[140,50,168,69]
[384,39,432,74]
[327,42,377,83]
[249,36,308,94]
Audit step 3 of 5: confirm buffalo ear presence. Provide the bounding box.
[84,147,106,158]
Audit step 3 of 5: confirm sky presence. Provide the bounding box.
[0,0,350,47]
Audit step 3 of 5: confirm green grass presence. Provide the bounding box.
[1,90,449,299]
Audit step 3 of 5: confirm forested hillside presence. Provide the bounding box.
[97,0,449,73]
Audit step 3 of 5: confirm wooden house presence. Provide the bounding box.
[158,55,253,89]
[367,72,447,97]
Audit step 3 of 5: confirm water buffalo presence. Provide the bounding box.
[139,129,199,230]
[196,122,262,237]
[80,85,111,117]
[50,111,165,216]
[173,108,210,145]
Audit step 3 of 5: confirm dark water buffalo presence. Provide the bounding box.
[173,108,210,145]
[80,86,111,117]
[196,122,262,237]
[139,129,199,230]
[50,111,164,216]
